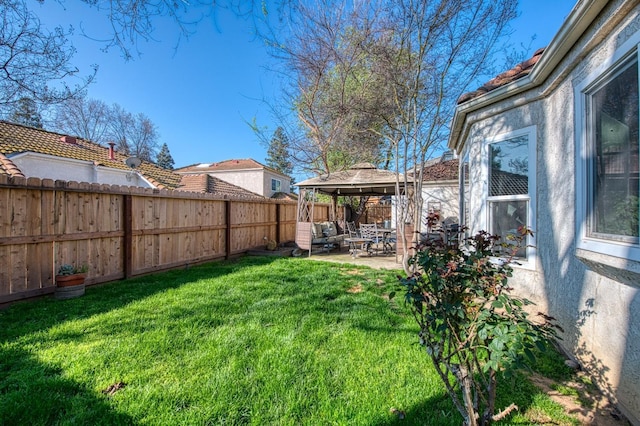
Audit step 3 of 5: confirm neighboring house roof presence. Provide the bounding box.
[490,169,528,196]
[0,120,182,189]
[0,152,25,178]
[177,174,264,199]
[422,158,459,182]
[175,158,291,179]
[271,191,298,201]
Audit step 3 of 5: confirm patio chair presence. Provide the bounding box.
[359,223,384,255]
[346,221,359,237]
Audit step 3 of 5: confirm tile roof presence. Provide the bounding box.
[177,173,265,199]
[271,191,298,201]
[422,158,459,182]
[176,158,284,175]
[0,120,182,189]
[457,48,545,104]
[0,152,25,178]
[490,169,528,196]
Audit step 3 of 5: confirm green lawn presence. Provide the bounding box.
[0,256,577,425]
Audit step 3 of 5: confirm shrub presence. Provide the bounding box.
[394,228,560,425]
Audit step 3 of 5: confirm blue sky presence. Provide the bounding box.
[37,0,577,171]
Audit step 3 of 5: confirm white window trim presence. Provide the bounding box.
[574,30,640,262]
[483,125,537,270]
[271,178,281,192]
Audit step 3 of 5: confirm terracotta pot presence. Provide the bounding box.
[55,273,86,288]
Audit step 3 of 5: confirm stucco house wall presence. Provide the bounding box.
[10,152,154,188]
[262,169,291,198]
[175,159,292,198]
[450,0,640,422]
[212,169,267,196]
[421,181,459,224]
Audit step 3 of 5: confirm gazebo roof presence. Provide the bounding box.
[296,163,409,196]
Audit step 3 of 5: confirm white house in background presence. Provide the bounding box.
[0,121,182,189]
[449,0,639,422]
[419,154,461,227]
[175,159,292,198]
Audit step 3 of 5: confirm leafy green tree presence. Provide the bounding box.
[266,126,293,179]
[156,143,175,170]
[9,97,43,128]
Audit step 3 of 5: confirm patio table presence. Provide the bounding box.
[345,237,374,258]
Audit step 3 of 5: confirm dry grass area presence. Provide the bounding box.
[530,372,629,425]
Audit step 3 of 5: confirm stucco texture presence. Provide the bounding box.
[457,1,640,422]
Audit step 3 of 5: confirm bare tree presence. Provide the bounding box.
[0,0,95,116]
[262,1,394,177]
[372,0,518,271]
[108,104,159,161]
[52,97,111,143]
[262,0,517,271]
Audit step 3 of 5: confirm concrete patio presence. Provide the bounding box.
[302,247,404,271]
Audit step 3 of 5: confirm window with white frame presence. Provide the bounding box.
[586,56,639,242]
[271,178,282,192]
[486,127,536,260]
[576,37,640,261]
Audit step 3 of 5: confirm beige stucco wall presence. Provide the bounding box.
[421,181,459,225]
[211,169,291,198]
[262,169,291,197]
[210,169,266,196]
[458,1,640,422]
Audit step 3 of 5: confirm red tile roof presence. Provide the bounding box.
[490,169,528,196]
[271,191,298,201]
[422,158,459,182]
[177,173,264,199]
[175,158,290,178]
[0,121,182,189]
[457,48,545,104]
[0,152,25,178]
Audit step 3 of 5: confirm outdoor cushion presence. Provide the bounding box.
[312,223,324,238]
[323,221,338,237]
[311,221,345,246]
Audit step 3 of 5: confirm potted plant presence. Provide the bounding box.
[54,264,88,299]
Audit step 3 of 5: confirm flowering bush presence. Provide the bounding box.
[394,228,560,425]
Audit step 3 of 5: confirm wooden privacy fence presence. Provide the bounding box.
[0,175,320,304]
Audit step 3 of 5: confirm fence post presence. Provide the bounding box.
[275,203,281,244]
[225,200,231,259]
[123,194,133,279]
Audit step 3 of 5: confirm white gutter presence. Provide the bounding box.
[448,0,610,152]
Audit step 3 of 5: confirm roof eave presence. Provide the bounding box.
[448,0,609,153]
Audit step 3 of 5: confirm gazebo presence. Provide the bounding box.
[294,163,410,254]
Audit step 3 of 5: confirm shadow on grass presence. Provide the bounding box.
[369,373,560,426]
[0,256,281,341]
[0,345,135,425]
[0,257,286,425]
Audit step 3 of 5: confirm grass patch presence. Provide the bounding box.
[0,256,581,425]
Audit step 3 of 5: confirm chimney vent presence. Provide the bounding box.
[60,135,77,144]
[107,142,116,160]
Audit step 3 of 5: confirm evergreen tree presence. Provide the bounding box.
[156,143,175,170]
[266,127,293,185]
[9,97,43,128]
